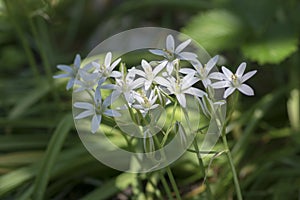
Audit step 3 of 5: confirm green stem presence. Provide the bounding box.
[166,167,182,200]
[193,138,213,200]
[221,130,243,200]
[159,172,174,200]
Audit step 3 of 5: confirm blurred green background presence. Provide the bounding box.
[0,0,300,199]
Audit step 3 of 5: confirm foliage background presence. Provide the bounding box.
[0,0,299,199]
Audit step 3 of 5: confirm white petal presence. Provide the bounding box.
[57,65,73,73]
[224,87,236,98]
[91,115,101,133]
[221,66,233,80]
[105,52,112,67]
[75,110,94,119]
[110,71,122,78]
[238,84,254,96]
[141,59,152,72]
[241,70,257,83]
[145,80,152,90]
[236,62,246,77]
[178,52,197,61]
[104,109,121,117]
[175,39,191,54]
[185,87,206,97]
[153,60,167,76]
[132,69,146,77]
[66,78,75,90]
[211,81,230,89]
[154,77,170,87]
[166,62,174,75]
[110,58,121,70]
[53,73,69,79]
[166,35,175,52]
[149,49,165,56]
[179,68,196,74]
[208,72,225,80]
[206,55,219,72]
[74,54,81,68]
[74,102,94,110]
[176,93,186,108]
[132,78,145,89]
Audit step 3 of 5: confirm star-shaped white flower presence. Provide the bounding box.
[92,52,121,79]
[132,90,159,115]
[157,73,206,108]
[53,54,81,90]
[149,34,197,75]
[74,93,120,133]
[132,59,168,90]
[211,62,257,98]
[180,55,219,88]
[74,69,100,92]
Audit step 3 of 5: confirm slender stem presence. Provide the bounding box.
[221,131,243,200]
[193,139,213,200]
[166,167,182,200]
[159,171,174,200]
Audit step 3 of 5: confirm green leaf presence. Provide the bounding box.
[32,114,73,200]
[241,22,298,65]
[182,9,245,52]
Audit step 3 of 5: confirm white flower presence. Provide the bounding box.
[74,93,120,133]
[104,65,144,104]
[92,52,121,78]
[157,73,206,108]
[132,59,168,90]
[211,62,257,98]
[53,54,81,90]
[74,69,99,92]
[180,55,219,88]
[132,90,159,115]
[149,34,197,75]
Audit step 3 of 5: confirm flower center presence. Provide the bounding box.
[231,74,240,87]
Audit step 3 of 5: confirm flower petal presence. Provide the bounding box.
[104,109,121,117]
[149,49,165,56]
[74,54,81,68]
[153,60,167,76]
[105,52,112,67]
[208,72,225,80]
[176,93,186,108]
[141,59,152,73]
[175,39,191,54]
[211,81,230,89]
[154,77,170,87]
[57,65,73,73]
[221,66,233,80]
[66,78,75,90]
[206,55,219,72]
[236,62,246,77]
[179,68,196,74]
[238,84,254,96]
[178,52,197,61]
[185,87,206,97]
[166,35,175,52]
[241,70,257,83]
[224,87,236,98]
[53,73,69,79]
[166,62,174,75]
[74,102,94,109]
[110,58,121,70]
[75,110,94,119]
[91,115,101,133]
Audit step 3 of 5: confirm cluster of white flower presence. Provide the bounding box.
[54,35,257,134]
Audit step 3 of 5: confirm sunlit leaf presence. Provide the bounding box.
[182,9,246,52]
